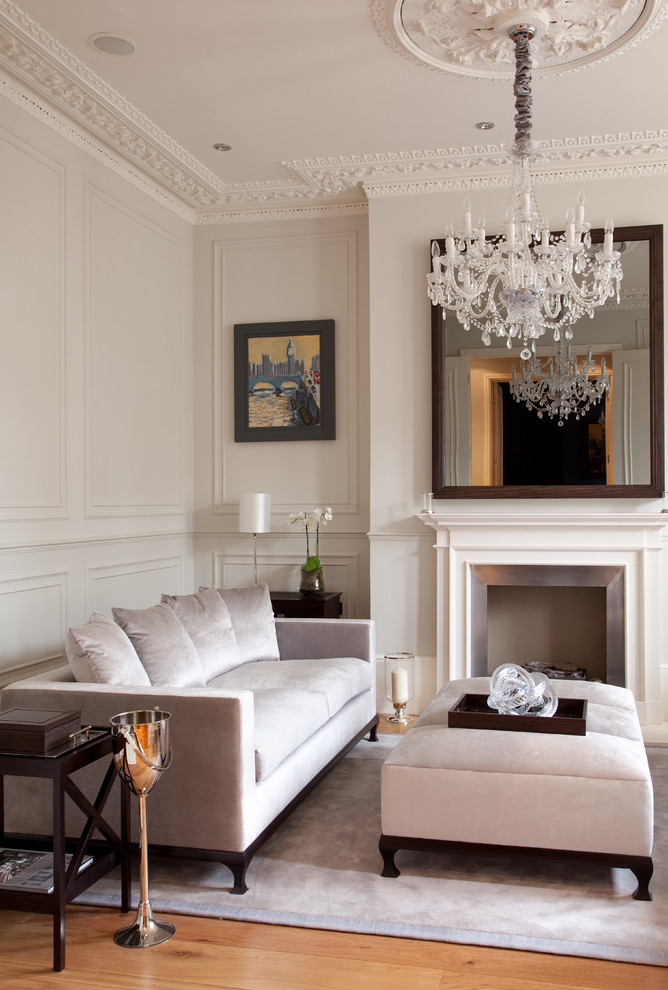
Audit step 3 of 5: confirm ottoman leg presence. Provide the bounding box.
[379,835,400,878]
[630,857,653,901]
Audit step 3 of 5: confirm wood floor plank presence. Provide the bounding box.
[0,907,665,990]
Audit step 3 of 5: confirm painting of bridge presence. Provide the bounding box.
[234,320,335,442]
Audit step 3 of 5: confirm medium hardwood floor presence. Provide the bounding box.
[0,906,665,990]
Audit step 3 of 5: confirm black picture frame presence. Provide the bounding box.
[234,320,335,442]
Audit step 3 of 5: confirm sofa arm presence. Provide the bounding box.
[275,617,375,665]
[0,673,259,852]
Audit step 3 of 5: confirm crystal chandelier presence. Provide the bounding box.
[427,21,623,357]
[509,338,610,424]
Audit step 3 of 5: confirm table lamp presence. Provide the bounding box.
[239,492,271,584]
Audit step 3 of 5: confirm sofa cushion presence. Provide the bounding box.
[112,602,206,687]
[213,656,372,720]
[66,612,150,686]
[250,688,331,780]
[204,582,279,664]
[161,587,241,680]
[210,656,372,780]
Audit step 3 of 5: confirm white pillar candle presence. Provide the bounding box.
[391,667,409,705]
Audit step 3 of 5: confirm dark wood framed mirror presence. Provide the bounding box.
[431,224,664,499]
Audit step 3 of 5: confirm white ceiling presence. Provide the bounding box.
[2,0,668,221]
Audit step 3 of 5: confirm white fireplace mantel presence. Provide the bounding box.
[421,509,667,724]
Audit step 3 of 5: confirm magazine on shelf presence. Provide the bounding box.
[0,847,94,893]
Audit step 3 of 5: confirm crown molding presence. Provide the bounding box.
[363,133,668,198]
[193,201,369,226]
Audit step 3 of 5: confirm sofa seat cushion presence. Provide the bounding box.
[250,688,331,780]
[213,657,372,719]
[209,657,373,781]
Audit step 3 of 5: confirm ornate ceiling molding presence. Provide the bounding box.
[373,0,668,78]
[1,1,667,223]
[361,131,668,197]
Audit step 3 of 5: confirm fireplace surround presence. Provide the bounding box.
[422,509,666,724]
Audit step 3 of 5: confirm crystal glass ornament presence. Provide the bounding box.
[487,663,557,717]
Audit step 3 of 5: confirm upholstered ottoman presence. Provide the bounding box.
[379,677,654,899]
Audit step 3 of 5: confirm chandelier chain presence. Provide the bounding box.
[512,29,534,157]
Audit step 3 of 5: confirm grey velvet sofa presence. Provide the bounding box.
[1,583,378,893]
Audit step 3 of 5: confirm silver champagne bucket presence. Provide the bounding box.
[111,709,172,796]
[110,708,175,948]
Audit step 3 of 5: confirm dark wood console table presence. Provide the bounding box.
[270,591,342,618]
[0,727,130,971]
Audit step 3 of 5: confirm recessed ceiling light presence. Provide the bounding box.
[475,121,495,130]
[213,143,232,152]
[88,33,135,57]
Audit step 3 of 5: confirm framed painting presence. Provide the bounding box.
[234,320,335,442]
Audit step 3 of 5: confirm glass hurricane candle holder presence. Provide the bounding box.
[384,653,415,724]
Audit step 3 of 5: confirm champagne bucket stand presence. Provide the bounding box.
[110,709,174,948]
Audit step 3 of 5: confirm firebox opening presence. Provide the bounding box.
[487,585,607,681]
[469,564,625,687]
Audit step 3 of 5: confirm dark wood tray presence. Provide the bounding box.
[448,694,587,735]
[0,708,82,753]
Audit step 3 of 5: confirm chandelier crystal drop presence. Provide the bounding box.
[427,23,623,355]
[509,338,610,425]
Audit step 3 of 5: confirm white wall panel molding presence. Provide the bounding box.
[212,230,361,522]
[0,529,193,556]
[0,122,66,519]
[0,570,67,679]
[84,181,186,518]
[85,554,186,617]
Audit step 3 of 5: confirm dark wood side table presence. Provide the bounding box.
[0,728,130,971]
[270,590,342,618]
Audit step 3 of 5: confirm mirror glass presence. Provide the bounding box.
[431,224,664,498]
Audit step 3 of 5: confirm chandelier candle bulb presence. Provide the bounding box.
[463,199,473,236]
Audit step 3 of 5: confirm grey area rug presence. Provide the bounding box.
[78,737,668,966]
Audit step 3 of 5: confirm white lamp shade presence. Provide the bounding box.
[239,492,271,534]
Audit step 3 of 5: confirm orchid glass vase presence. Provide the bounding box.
[288,506,333,598]
[299,564,325,596]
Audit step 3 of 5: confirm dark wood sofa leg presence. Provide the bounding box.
[226,853,250,895]
[378,836,400,878]
[630,857,653,901]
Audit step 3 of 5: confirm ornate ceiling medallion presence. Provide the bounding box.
[377,0,666,77]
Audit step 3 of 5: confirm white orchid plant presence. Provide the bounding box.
[288,506,333,572]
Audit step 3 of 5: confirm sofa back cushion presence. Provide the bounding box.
[112,602,206,687]
[202,582,280,664]
[161,587,241,680]
[66,612,151,686]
